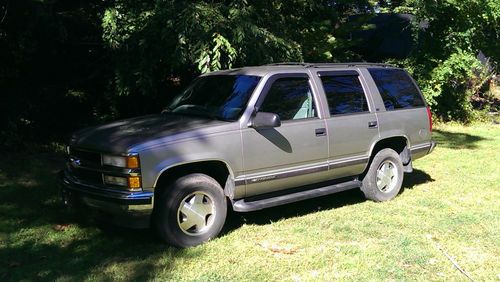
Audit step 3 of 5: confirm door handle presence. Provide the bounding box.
[368,121,378,128]
[315,128,327,136]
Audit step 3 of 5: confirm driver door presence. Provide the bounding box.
[241,73,330,197]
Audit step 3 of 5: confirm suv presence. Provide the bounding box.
[60,63,436,247]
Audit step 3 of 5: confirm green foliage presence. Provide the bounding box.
[196,33,237,74]
[395,0,499,122]
[100,0,378,96]
[101,0,498,122]
[2,0,500,149]
[100,0,308,96]
[420,50,490,122]
[412,0,499,61]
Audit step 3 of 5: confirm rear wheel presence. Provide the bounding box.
[361,148,404,202]
[154,173,227,248]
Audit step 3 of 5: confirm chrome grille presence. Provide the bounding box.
[68,147,103,185]
[66,146,141,190]
[70,148,101,165]
[70,166,103,184]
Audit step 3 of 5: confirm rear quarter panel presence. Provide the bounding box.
[375,107,431,151]
[360,68,432,158]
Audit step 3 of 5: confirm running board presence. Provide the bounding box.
[232,180,361,212]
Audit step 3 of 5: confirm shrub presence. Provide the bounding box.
[421,50,492,122]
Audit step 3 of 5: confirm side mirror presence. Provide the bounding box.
[250,112,281,129]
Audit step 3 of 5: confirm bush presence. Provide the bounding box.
[421,50,492,122]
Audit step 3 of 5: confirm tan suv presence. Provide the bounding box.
[60,63,436,247]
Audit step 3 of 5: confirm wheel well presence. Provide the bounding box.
[364,136,410,175]
[154,161,230,197]
[371,136,408,157]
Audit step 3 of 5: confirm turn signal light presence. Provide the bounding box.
[127,156,140,169]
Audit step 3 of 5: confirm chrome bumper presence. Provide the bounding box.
[410,140,437,160]
[58,171,154,228]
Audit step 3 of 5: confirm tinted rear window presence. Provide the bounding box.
[320,75,369,115]
[368,68,425,110]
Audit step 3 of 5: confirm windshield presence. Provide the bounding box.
[167,75,261,121]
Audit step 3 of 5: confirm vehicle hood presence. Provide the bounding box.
[70,114,225,153]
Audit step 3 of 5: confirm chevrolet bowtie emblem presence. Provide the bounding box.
[70,158,81,167]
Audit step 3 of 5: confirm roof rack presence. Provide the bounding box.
[311,62,392,68]
[265,62,314,67]
[264,62,393,68]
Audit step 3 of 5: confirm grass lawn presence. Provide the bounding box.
[1,123,499,281]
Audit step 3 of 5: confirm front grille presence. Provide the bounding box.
[70,148,101,164]
[71,167,103,184]
[68,147,103,186]
[66,146,140,190]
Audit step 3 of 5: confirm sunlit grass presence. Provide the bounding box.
[1,123,499,280]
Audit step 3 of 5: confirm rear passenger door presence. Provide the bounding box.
[315,70,380,179]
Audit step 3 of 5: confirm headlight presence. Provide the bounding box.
[102,154,140,168]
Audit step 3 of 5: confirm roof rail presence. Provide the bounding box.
[265,62,314,67]
[264,62,394,68]
[311,62,393,68]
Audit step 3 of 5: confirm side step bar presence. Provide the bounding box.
[232,180,361,212]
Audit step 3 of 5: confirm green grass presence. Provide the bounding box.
[1,123,499,281]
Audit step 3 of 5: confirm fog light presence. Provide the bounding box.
[104,175,128,186]
[128,176,141,189]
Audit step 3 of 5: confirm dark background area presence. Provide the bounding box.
[1,0,498,150]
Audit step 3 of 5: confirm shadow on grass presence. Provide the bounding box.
[402,169,434,189]
[0,153,436,280]
[0,153,181,281]
[224,189,366,232]
[224,168,434,233]
[433,129,486,149]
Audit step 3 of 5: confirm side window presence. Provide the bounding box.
[320,75,369,115]
[259,77,316,121]
[368,68,425,110]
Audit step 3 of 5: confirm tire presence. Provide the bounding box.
[361,148,404,202]
[154,173,227,248]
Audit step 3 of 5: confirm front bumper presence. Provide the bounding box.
[58,171,154,228]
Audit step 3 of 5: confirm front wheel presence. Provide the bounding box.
[361,148,404,202]
[154,173,227,248]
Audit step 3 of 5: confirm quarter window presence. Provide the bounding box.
[260,77,316,120]
[320,75,369,115]
[368,68,425,110]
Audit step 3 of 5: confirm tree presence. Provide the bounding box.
[403,0,499,121]
[101,0,374,99]
[0,0,112,147]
